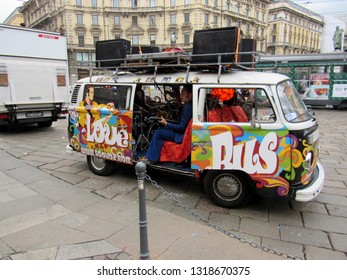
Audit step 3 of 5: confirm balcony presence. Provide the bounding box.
[104,6,164,16]
[75,24,87,32]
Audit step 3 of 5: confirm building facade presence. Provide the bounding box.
[18,0,273,84]
[267,0,324,55]
[2,8,24,26]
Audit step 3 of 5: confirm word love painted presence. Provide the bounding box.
[211,131,279,174]
[86,114,129,147]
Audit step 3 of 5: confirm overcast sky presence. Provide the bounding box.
[0,0,346,23]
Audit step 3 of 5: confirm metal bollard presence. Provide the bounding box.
[135,161,150,260]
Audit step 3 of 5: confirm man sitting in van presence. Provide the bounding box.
[236,88,254,120]
[141,85,192,164]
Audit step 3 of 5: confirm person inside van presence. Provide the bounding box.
[134,85,149,112]
[235,88,254,120]
[141,85,193,164]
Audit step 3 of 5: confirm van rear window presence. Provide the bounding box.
[82,84,130,110]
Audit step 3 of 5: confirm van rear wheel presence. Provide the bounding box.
[87,155,115,176]
[204,171,252,208]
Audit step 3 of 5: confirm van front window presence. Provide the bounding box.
[277,81,310,122]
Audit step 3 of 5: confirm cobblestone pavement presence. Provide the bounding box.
[0,108,346,260]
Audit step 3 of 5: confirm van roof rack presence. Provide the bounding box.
[90,51,261,83]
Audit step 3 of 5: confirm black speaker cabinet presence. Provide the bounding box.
[192,27,242,64]
[239,39,257,67]
[131,46,160,54]
[95,39,131,67]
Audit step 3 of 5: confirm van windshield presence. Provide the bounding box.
[277,81,311,122]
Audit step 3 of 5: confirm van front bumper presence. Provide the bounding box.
[294,161,325,202]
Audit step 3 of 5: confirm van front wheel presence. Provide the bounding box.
[204,171,252,208]
[87,155,115,176]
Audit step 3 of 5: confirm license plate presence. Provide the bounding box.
[26,112,43,117]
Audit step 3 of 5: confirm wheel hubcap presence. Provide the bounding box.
[91,157,106,171]
[214,175,241,200]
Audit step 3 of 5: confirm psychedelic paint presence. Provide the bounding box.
[68,102,133,165]
[191,123,318,197]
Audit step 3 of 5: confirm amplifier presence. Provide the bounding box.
[192,27,242,64]
[95,39,131,67]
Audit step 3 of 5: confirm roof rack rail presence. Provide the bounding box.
[89,51,261,83]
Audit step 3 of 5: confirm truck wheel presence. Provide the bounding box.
[87,155,115,176]
[204,171,253,208]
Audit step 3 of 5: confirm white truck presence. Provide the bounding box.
[0,24,70,129]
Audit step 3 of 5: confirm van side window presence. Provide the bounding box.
[82,84,130,110]
[255,89,275,122]
[202,87,250,123]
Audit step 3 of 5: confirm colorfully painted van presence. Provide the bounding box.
[67,62,324,208]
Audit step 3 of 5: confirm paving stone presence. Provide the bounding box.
[58,190,104,212]
[0,204,71,237]
[0,238,14,258]
[262,237,304,260]
[269,208,303,227]
[11,247,59,260]
[26,178,81,202]
[305,245,347,260]
[239,218,280,239]
[303,212,347,234]
[323,180,347,189]
[2,221,98,252]
[76,178,114,190]
[51,171,88,185]
[75,218,125,239]
[204,212,240,232]
[56,240,122,260]
[315,193,347,207]
[4,166,51,184]
[321,187,347,197]
[0,157,27,171]
[0,194,54,220]
[326,204,347,218]
[280,225,331,248]
[330,233,347,252]
[290,201,328,214]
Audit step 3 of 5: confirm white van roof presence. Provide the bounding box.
[77,70,289,86]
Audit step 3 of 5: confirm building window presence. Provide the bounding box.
[113,0,119,7]
[78,34,85,47]
[132,34,139,45]
[149,15,155,25]
[204,13,209,24]
[170,14,176,24]
[214,0,218,8]
[213,15,217,25]
[150,0,155,7]
[184,32,190,45]
[92,15,98,25]
[132,0,138,8]
[91,0,97,7]
[150,34,156,45]
[114,16,120,25]
[76,0,82,7]
[205,0,209,5]
[273,24,276,31]
[170,0,176,7]
[184,0,190,4]
[272,35,276,43]
[132,16,138,25]
[77,14,83,24]
[93,34,99,46]
[184,13,190,23]
[76,52,89,62]
[115,33,121,39]
[227,18,231,27]
[170,32,177,45]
